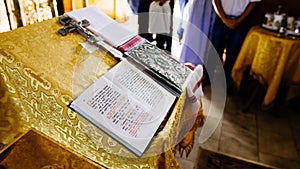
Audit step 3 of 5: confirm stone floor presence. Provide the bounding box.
[175,84,300,169]
[169,10,300,167]
[119,3,300,168]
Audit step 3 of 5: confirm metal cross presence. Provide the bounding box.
[58,15,122,59]
[58,15,95,40]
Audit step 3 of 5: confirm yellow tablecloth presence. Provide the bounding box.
[0,18,204,168]
[232,26,300,107]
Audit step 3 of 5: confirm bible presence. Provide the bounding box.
[65,6,192,96]
[69,59,178,157]
[124,40,191,97]
[66,6,193,157]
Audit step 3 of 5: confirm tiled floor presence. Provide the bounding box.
[120,3,300,168]
[169,5,300,167]
[175,84,300,169]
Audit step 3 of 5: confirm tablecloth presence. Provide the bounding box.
[0,17,204,168]
[232,26,300,107]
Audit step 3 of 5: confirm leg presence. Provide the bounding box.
[225,22,249,93]
[156,34,166,50]
[138,11,153,42]
[211,17,228,61]
[165,34,172,52]
[205,16,228,84]
[140,33,153,42]
[224,24,248,76]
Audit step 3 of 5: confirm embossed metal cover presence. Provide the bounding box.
[125,40,191,96]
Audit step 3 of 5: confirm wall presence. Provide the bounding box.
[249,0,300,26]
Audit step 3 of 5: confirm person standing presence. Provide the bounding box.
[156,0,174,53]
[208,0,260,94]
[179,0,215,65]
[149,0,174,53]
[137,0,154,41]
[176,0,189,43]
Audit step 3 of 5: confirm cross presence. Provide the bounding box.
[58,15,123,59]
[58,15,95,41]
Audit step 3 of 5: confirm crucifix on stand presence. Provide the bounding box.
[58,15,122,59]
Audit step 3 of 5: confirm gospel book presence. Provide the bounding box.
[66,6,193,157]
[124,40,191,97]
[66,6,192,97]
[69,59,177,157]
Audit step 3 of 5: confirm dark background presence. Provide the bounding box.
[248,0,300,25]
[57,0,300,26]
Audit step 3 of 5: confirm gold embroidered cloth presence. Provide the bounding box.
[232,26,300,107]
[0,129,104,168]
[0,18,204,168]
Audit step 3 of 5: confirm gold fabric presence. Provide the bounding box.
[177,99,205,158]
[232,26,300,107]
[0,129,104,168]
[0,18,204,168]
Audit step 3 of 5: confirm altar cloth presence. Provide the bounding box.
[0,17,205,168]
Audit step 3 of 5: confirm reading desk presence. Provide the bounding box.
[0,18,204,168]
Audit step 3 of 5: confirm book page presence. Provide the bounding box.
[67,6,113,30]
[70,60,176,155]
[106,60,170,111]
[66,6,136,47]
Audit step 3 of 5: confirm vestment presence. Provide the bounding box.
[138,0,174,52]
[149,1,171,34]
[150,0,174,52]
[179,0,215,65]
[176,0,189,42]
[128,0,140,14]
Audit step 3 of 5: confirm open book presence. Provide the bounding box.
[67,6,136,47]
[66,6,193,157]
[69,60,177,157]
[66,6,192,97]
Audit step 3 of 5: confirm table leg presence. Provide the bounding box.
[242,82,260,112]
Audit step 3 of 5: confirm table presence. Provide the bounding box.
[232,26,300,108]
[0,18,204,168]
